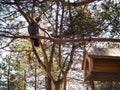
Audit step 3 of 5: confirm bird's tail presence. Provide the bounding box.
[33,39,39,47]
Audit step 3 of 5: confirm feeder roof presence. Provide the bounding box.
[86,48,120,58]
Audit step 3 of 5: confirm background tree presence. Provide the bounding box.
[0,0,120,90]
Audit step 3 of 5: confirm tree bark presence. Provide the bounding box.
[23,70,26,90]
[35,68,37,90]
[45,76,52,90]
[7,67,10,90]
[54,77,66,90]
[2,35,120,43]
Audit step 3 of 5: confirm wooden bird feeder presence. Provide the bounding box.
[82,48,120,81]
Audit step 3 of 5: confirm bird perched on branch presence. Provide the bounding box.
[28,17,41,47]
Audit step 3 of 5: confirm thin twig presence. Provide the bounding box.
[0,39,14,49]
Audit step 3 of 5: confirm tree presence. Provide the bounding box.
[0,0,120,90]
[0,53,25,90]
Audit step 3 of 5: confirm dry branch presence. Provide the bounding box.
[1,34,120,43]
[0,39,15,49]
[0,1,18,5]
[32,44,55,82]
[60,0,96,7]
[0,0,96,6]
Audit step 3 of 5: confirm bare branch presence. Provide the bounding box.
[0,39,14,49]
[41,4,55,31]
[1,35,120,43]
[49,43,56,64]
[0,31,15,36]
[39,40,49,69]
[63,54,70,69]
[14,0,30,23]
[60,0,96,7]
[32,43,55,82]
[64,45,76,75]
[0,49,33,52]
[0,1,18,5]
[61,0,96,7]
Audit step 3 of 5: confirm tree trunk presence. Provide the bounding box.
[45,62,52,90]
[23,70,26,90]
[54,77,66,90]
[7,67,10,90]
[45,51,53,90]
[45,76,52,90]
[35,68,37,90]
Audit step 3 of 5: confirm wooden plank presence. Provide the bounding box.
[84,60,89,76]
[89,58,93,72]
[82,51,86,70]
[93,59,120,71]
[85,71,120,81]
